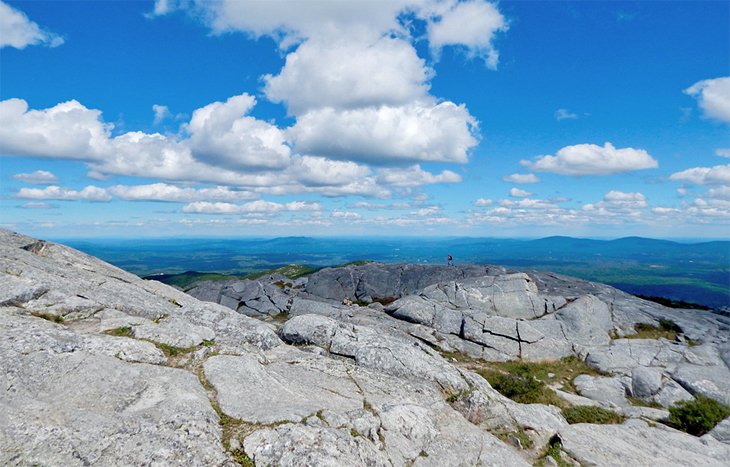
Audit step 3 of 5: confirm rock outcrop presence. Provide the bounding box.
[2,229,729,466]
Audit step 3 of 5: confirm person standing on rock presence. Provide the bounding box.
[447,254,453,266]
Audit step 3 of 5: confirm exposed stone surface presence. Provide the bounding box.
[2,228,729,467]
[0,312,231,466]
[187,278,292,317]
[204,349,363,424]
[559,424,730,466]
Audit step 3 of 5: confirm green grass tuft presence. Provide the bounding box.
[562,405,624,424]
[628,322,680,340]
[105,326,134,337]
[31,312,64,323]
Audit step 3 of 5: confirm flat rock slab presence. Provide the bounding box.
[204,351,363,424]
[559,424,730,466]
[245,424,390,467]
[0,318,229,466]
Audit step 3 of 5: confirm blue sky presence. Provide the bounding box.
[1,0,728,239]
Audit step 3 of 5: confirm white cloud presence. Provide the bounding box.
[509,187,532,197]
[582,191,647,218]
[0,0,64,49]
[350,201,412,210]
[554,108,578,121]
[108,183,258,203]
[13,170,59,184]
[602,190,648,207]
[17,202,58,209]
[186,93,291,170]
[264,36,430,115]
[427,0,507,68]
[474,198,493,206]
[157,1,507,64]
[331,210,361,219]
[684,77,730,123]
[503,173,539,184]
[290,155,372,186]
[716,148,730,158]
[522,142,658,176]
[182,200,322,214]
[669,164,730,185]
[291,101,477,164]
[377,165,461,188]
[412,206,441,216]
[152,104,171,124]
[0,98,111,160]
[16,185,111,202]
[708,186,730,200]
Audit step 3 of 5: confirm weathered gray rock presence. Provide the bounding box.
[244,424,391,467]
[706,417,730,445]
[304,263,499,303]
[4,228,730,467]
[631,366,663,400]
[204,349,363,424]
[559,424,730,466]
[281,314,469,392]
[555,295,613,347]
[133,316,216,348]
[187,278,292,316]
[670,363,730,406]
[653,378,695,408]
[0,313,230,466]
[573,375,630,407]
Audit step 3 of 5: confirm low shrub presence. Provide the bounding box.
[562,405,624,424]
[668,395,730,436]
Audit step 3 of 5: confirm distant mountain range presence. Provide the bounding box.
[62,236,729,309]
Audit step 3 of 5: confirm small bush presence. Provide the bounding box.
[488,371,545,404]
[668,395,730,436]
[562,405,624,424]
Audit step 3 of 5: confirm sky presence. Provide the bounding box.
[0,0,728,239]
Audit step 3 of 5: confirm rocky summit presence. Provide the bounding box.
[1,229,729,466]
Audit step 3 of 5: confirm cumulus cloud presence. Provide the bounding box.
[264,36,430,115]
[582,191,647,218]
[669,164,730,185]
[509,187,532,198]
[503,173,539,184]
[0,0,64,49]
[186,93,291,170]
[522,142,658,176]
[555,108,578,121]
[108,183,258,202]
[331,210,361,219]
[411,206,441,216]
[152,104,171,124]
[13,170,59,184]
[474,198,493,206]
[0,98,111,160]
[684,77,730,123]
[16,185,111,202]
[716,148,730,158]
[376,165,461,187]
[154,0,507,63]
[708,186,730,200]
[182,200,321,214]
[427,0,507,68]
[290,101,477,164]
